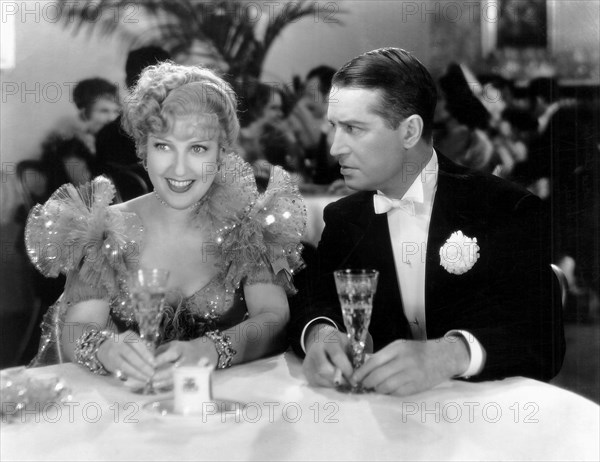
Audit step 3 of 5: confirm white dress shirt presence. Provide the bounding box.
[378,151,437,340]
[302,150,485,377]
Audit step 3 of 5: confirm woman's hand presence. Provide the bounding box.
[95,330,156,383]
[150,338,218,389]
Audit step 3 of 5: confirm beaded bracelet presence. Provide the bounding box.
[74,329,112,375]
[205,330,236,369]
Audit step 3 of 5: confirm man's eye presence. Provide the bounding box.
[344,125,357,134]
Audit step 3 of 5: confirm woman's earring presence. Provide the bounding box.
[217,148,226,172]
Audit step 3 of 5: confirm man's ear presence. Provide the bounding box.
[401,115,423,149]
[78,107,88,121]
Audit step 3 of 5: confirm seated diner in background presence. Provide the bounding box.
[25,62,306,390]
[40,77,120,194]
[95,46,172,199]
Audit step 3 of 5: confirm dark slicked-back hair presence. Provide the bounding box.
[72,78,118,115]
[332,47,437,140]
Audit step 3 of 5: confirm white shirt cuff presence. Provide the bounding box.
[446,329,486,378]
[300,317,339,354]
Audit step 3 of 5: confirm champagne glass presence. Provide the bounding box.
[129,268,170,394]
[334,269,379,393]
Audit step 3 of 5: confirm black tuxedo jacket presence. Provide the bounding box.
[290,154,565,382]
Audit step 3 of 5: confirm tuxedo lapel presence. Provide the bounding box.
[338,192,409,347]
[425,154,486,337]
[337,192,398,280]
[426,161,465,277]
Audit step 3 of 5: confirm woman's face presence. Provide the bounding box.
[146,115,220,210]
[85,97,120,134]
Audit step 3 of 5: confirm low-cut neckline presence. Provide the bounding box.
[122,209,223,301]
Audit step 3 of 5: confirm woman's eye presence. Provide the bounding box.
[191,145,207,154]
[153,143,168,151]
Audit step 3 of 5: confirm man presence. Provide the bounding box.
[288,65,337,151]
[290,65,342,185]
[95,46,170,199]
[289,48,565,396]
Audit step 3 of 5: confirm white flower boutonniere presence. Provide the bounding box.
[439,231,480,275]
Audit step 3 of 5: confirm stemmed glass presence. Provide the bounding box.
[129,268,170,394]
[334,269,379,393]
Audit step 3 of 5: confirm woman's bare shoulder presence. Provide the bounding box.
[110,193,152,216]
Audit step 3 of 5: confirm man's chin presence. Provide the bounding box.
[342,178,364,192]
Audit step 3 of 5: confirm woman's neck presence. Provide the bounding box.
[142,194,198,231]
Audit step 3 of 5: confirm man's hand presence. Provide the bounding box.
[351,336,470,396]
[302,324,353,388]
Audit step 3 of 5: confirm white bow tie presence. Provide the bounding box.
[373,194,416,216]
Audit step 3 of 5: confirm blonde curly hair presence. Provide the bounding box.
[122,62,239,161]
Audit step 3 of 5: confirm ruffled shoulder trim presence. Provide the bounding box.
[192,153,259,238]
[25,176,143,296]
[193,154,306,294]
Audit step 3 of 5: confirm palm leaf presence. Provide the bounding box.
[57,0,344,81]
[263,1,344,49]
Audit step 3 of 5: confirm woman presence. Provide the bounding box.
[41,78,121,192]
[25,63,305,389]
[14,78,120,365]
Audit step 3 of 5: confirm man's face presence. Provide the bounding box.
[327,87,410,197]
[262,92,284,124]
[303,76,327,118]
[86,97,120,134]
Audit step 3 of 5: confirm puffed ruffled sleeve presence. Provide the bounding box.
[25,176,142,304]
[219,159,306,294]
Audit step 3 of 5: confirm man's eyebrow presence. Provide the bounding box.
[329,118,368,126]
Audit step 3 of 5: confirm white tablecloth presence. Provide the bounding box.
[2,352,599,461]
